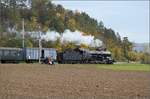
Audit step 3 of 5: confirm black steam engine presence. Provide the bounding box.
[57,48,114,64]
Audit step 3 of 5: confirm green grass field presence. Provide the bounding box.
[95,63,150,72]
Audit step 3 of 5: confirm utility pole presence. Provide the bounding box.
[22,19,25,48]
[38,26,42,63]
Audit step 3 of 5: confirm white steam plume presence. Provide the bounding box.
[42,29,102,47]
[42,30,60,41]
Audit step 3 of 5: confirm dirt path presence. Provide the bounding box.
[0,64,150,99]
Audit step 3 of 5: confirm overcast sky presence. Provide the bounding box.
[52,0,149,43]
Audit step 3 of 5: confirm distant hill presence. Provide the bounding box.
[133,43,150,53]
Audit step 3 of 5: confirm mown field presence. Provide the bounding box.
[63,63,150,72]
[0,63,150,99]
[96,63,150,71]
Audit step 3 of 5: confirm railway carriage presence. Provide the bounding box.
[0,47,57,63]
[0,47,23,63]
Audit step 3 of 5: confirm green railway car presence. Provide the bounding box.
[0,47,24,63]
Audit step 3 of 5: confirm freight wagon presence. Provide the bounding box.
[24,48,57,62]
[0,47,57,63]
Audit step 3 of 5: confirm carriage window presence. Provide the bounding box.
[4,50,9,56]
[10,50,17,56]
[0,50,2,56]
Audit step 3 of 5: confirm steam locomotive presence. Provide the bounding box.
[57,48,114,64]
[0,47,114,64]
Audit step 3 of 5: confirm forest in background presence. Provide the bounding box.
[0,0,149,63]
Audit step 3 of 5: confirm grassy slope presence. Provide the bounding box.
[95,63,150,72]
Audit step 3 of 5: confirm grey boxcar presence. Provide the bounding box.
[24,48,57,62]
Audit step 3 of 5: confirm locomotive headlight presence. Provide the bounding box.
[107,57,112,60]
